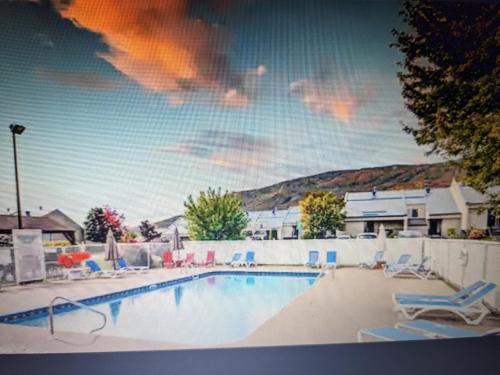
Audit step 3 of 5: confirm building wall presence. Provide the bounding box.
[469,208,488,229]
[441,218,461,237]
[344,221,364,237]
[406,204,426,218]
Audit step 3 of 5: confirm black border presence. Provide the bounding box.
[1,337,499,375]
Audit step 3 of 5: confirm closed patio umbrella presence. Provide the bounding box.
[378,224,387,252]
[105,229,120,270]
[172,226,184,265]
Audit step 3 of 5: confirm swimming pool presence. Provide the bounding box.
[1,271,318,345]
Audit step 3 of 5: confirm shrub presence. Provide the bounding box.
[468,228,487,240]
[447,228,457,238]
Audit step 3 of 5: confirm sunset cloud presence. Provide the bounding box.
[54,0,265,106]
[289,74,373,123]
[34,67,122,90]
[158,130,275,171]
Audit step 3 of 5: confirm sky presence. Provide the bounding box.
[0,0,441,226]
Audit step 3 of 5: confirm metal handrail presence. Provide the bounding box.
[48,296,107,336]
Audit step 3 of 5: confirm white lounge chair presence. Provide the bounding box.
[359,250,384,269]
[358,319,500,342]
[382,254,412,277]
[396,319,500,339]
[384,256,432,279]
[394,280,486,302]
[224,252,243,267]
[357,326,428,342]
[393,281,497,325]
[85,260,126,278]
[117,258,148,273]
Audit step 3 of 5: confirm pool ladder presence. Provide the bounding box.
[48,296,107,337]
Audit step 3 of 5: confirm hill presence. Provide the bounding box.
[236,162,457,211]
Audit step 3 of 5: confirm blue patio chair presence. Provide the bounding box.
[306,250,320,268]
[325,250,337,269]
[244,251,257,268]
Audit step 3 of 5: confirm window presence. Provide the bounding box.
[411,209,418,218]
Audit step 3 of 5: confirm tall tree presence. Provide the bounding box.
[84,206,124,243]
[392,1,500,214]
[184,187,249,240]
[299,192,346,239]
[138,220,161,242]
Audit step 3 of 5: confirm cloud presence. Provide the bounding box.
[289,71,374,123]
[33,33,54,48]
[158,130,275,171]
[34,67,122,90]
[54,0,265,106]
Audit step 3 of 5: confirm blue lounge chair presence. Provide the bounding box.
[224,252,242,267]
[306,250,320,268]
[357,326,429,342]
[244,251,257,268]
[359,250,384,269]
[396,320,500,338]
[360,320,500,342]
[384,256,432,279]
[117,258,148,273]
[324,251,337,269]
[393,281,497,325]
[395,280,487,302]
[85,260,125,278]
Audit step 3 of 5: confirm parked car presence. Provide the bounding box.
[356,232,378,239]
[397,230,423,238]
[250,231,268,240]
[336,234,351,239]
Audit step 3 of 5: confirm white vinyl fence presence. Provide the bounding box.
[182,238,424,266]
[424,239,500,308]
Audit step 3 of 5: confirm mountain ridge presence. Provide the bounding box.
[235,162,457,211]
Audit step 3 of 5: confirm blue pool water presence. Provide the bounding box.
[8,273,317,345]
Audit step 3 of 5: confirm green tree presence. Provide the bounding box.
[84,206,124,243]
[299,192,346,239]
[184,187,249,240]
[138,220,161,242]
[392,1,500,214]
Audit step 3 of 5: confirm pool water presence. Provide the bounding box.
[13,273,317,345]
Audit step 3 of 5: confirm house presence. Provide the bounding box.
[343,179,498,237]
[0,209,84,244]
[154,215,190,241]
[246,207,300,240]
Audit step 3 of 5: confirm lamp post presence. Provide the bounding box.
[9,124,26,229]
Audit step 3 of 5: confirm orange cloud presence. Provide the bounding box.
[55,0,249,104]
[34,67,121,90]
[290,75,373,123]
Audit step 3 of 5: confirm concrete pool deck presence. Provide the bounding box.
[0,266,499,353]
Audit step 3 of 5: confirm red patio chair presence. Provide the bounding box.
[197,250,215,267]
[163,250,175,268]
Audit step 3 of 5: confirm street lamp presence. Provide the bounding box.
[9,124,26,229]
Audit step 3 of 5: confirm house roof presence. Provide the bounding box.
[0,214,77,232]
[345,187,460,218]
[459,186,489,205]
[155,215,183,228]
[247,207,301,229]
